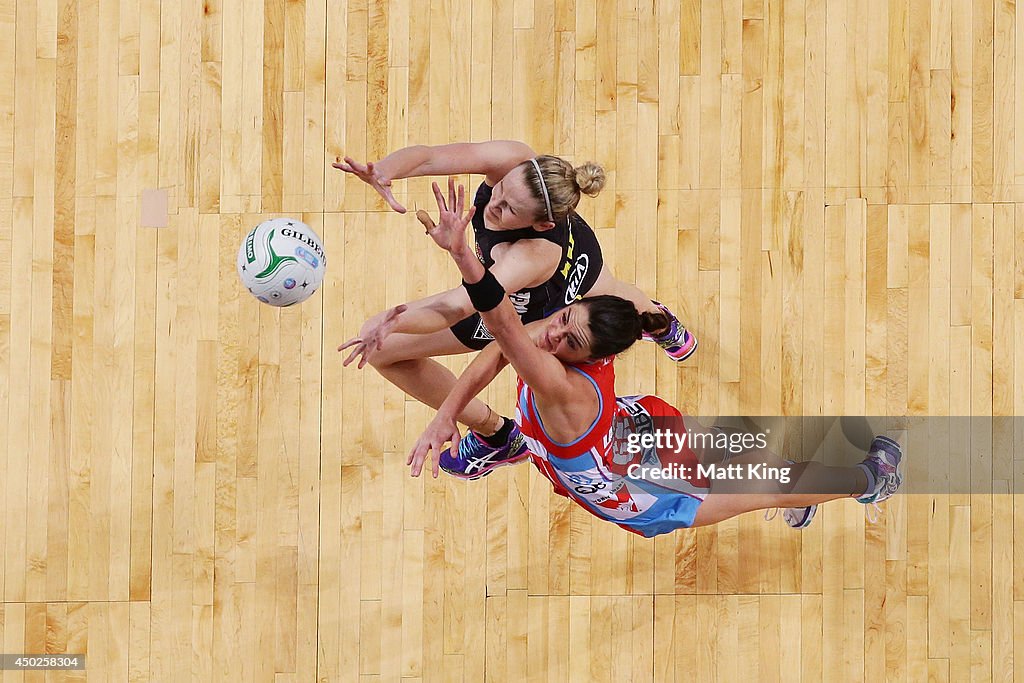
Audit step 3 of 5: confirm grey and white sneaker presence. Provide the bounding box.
[856,436,904,503]
[855,436,904,520]
[763,460,817,529]
[782,504,817,529]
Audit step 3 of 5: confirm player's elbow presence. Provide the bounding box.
[410,145,441,175]
[437,290,477,324]
[436,303,475,329]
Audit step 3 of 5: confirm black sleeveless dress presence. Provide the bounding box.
[450,182,604,349]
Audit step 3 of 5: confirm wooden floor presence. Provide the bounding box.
[1,0,1022,680]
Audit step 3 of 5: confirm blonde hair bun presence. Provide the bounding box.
[574,162,606,197]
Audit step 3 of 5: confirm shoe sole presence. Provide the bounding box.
[663,336,698,363]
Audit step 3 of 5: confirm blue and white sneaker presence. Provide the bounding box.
[856,436,904,506]
[438,426,530,480]
[642,300,697,362]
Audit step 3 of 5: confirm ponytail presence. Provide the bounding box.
[582,296,668,358]
[638,311,670,339]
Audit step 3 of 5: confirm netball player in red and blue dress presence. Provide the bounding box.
[335,141,696,480]
[407,180,904,535]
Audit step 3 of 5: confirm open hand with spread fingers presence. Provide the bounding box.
[415,177,476,254]
[407,413,462,478]
[331,156,406,213]
[337,304,408,368]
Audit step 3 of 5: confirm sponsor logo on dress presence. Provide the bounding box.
[508,291,530,315]
[473,320,494,340]
[564,253,590,305]
[608,397,656,466]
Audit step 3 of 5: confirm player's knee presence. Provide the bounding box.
[368,348,396,369]
[368,336,415,368]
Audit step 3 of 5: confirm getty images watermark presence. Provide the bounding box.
[618,422,793,485]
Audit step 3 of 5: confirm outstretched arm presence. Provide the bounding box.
[407,341,509,477]
[331,141,535,212]
[339,238,559,368]
[407,317,554,477]
[418,179,574,400]
[338,286,474,368]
